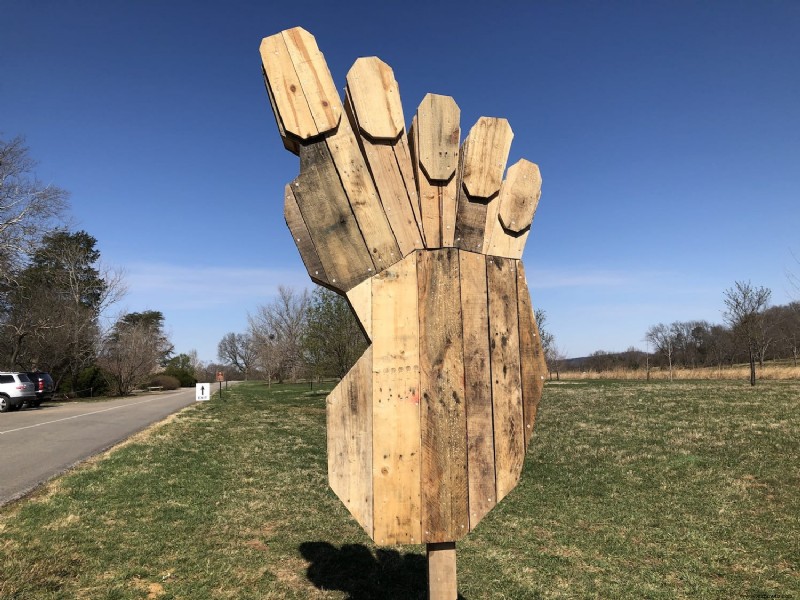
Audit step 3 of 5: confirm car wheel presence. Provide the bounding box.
[0,395,10,413]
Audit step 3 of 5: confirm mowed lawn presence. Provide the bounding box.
[0,380,797,599]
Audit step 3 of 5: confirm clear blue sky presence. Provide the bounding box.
[3,1,798,361]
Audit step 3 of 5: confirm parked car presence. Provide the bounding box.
[0,372,35,412]
[23,371,55,407]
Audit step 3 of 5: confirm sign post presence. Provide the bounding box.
[216,371,224,401]
[195,383,211,402]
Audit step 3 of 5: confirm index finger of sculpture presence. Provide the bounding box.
[454,117,513,253]
[345,58,424,256]
[409,94,461,248]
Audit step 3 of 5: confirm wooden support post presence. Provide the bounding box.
[427,542,457,600]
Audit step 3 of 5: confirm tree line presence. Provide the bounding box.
[540,280,798,386]
[0,135,185,396]
[217,286,367,384]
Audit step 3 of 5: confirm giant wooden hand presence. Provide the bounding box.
[261,28,547,546]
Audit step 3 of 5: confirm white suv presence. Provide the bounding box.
[0,372,35,412]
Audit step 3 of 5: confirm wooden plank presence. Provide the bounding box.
[346,277,372,341]
[416,94,460,182]
[262,67,300,155]
[327,347,373,538]
[283,183,328,287]
[295,141,375,292]
[372,253,422,545]
[485,160,540,257]
[440,170,459,247]
[325,112,402,270]
[459,250,496,530]
[410,115,439,248]
[453,138,490,253]
[497,160,541,233]
[460,117,513,199]
[344,92,423,257]
[260,32,318,139]
[427,542,458,600]
[487,257,525,503]
[417,249,468,543]
[280,27,342,135]
[346,57,404,140]
[393,134,425,248]
[516,261,547,450]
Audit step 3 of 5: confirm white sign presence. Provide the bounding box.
[195,383,211,401]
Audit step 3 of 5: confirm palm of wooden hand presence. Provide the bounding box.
[261,28,547,545]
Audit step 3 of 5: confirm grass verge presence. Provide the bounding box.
[0,381,797,599]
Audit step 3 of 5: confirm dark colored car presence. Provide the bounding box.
[23,372,55,407]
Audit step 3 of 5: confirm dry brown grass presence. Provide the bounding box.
[557,363,800,381]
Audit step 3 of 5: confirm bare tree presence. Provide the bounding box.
[248,286,309,383]
[217,332,256,379]
[723,281,771,386]
[0,136,69,278]
[534,308,557,378]
[646,323,675,380]
[97,320,164,396]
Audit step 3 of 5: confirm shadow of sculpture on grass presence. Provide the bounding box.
[299,542,467,600]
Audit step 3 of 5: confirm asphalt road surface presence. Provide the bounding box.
[0,387,206,506]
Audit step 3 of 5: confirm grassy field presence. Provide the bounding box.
[0,380,797,599]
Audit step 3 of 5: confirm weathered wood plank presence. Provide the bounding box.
[260,32,318,140]
[284,183,328,287]
[344,92,423,257]
[487,256,525,503]
[418,249,468,543]
[393,133,425,249]
[346,57,404,141]
[516,261,546,450]
[372,254,422,544]
[410,115,439,248]
[460,117,513,199]
[281,27,342,135]
[459,250,496,530]
[295,141,375,292]
[416,94,460,182]
[325,112,401,270]
[346,276,372,341]
[262,67,300,154]
[427,542,458,600]
[453,138,489,253]
[497,160,541,233]
[327,347,374,538]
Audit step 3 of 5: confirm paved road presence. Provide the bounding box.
[0,388,203,506]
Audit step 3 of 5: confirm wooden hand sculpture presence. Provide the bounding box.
[261,28,547,546]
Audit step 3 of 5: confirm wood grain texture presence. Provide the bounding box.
[453,139,491,253]
[427,542,458,600]
[372,253,422,545]
[497,160,541,233]
[410,115,439,248]
[260,29,341,139]
[344,93,423,257]
[459,250,496,529]
[262,67,300,154]
[346,277,372,341]
[460,117,513,200]
[487,257,525,503]
[393,134,425,249]
[284,183,328,287]
[327,347,374,538]
[416,94,460,182]
[296,141,375,292]
[281,27,342,135]
[417,249,468,543]
[325,113,401,270]
[516,261,546,450]
[346,57,404,141]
